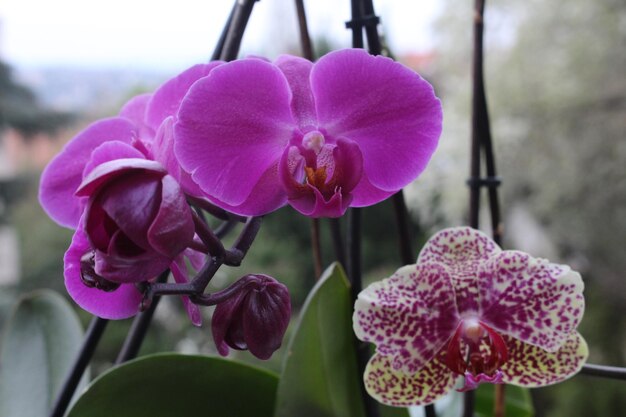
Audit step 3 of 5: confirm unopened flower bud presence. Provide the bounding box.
[76,159,195,283]
[211,274,291,360]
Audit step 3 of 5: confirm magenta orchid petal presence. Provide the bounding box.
[82,141,146,179]
[354,263,459,374]
[76,158,166,197]
[274,55,317,129]
[170,257,202,327]
[311,48,442,192]
[146,62,222,130]
[64,223,142,319]
[175,58,295,208]
[152,117,204,197]
[349,173,395,207]
[91,171,161,250]
[364,352,457,407]
[39,117,138,228]
[478,251,585,352]
[290,187,347,218]
[148,175,195,257]
[202,162,288,216]
[119,93,152,135]
[500,332,588,387]
[93,244,170,283]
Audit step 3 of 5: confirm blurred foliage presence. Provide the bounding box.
[0,61,74,137]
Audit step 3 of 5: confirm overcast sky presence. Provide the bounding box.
[1,0,440,71]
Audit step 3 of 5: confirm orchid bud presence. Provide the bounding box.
[75,158,195,283]
[211,274,291,360]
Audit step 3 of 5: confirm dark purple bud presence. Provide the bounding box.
[211,274,291,360]
[76,159,195,283]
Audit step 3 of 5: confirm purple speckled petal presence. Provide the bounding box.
[478,251,585,352]
[64,222,142,319]
[354,263,459,374]
[417,227,501,267]
[82,141,146,180]
[417,227,501,314]
[147,174,194,257]
[275,55,316,129]
[175,58,294,209]
[146,62,222,130]
[311,48,442,193]
[500,332,588,387]
[171,257,202,327]
[364,351,456,407]
[39,117,138,228]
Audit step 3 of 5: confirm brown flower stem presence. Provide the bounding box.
[494,384,506,417]
[311,218,323,279]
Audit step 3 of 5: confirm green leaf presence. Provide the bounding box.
[67,353,279,417]
[475,385,535,417]
[0,289,87,417]
[379,404,412,417]
[275,263,410,417]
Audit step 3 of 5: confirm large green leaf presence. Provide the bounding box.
[475,385,535,417]
[67,353,279,417]
[274,263,410,417]
[0,289,87,417]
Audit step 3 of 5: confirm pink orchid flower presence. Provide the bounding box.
[174,48,442,218]
[353,227,588,406]
[38,63,222,324]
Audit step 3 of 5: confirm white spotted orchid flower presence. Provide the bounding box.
[353,227,587,406]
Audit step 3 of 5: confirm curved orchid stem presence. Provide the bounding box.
[580,364,626,380]
[48,318,109,417]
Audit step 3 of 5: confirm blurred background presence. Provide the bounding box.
[0,0,624,416]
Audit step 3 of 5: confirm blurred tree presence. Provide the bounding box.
[0,61,73,137]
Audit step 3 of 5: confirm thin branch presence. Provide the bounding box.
[311,218,323,279]
[392,191,415,264]
[220,0,258,62]
[329,218,346,266]
[580,363,626,380]
[115,270,170,364]
[211,2,237,61]
[48,318,109,417]
[294,0,315,60]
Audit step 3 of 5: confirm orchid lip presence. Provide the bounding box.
[445,319,509,384]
